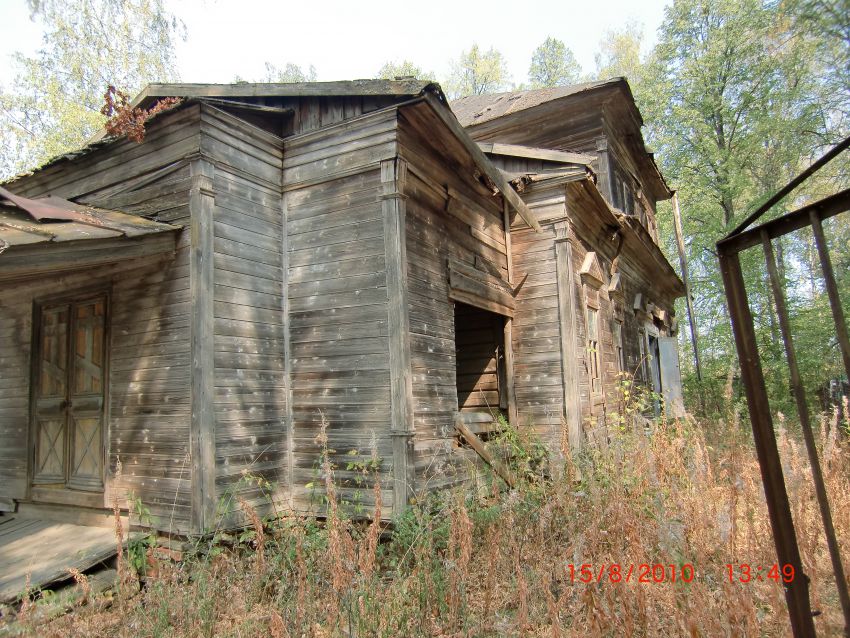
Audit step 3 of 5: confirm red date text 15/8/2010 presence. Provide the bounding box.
[565,563,796,584]
[726,563,795,583]
[566,564,695,584]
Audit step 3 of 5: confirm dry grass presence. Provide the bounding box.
[10,407,850,638]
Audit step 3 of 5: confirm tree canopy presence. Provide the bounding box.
[528,37,582,87]
[594,20,645,83]
[445,44,510,99]
[259,62,318,83]
[375,60,435,82]
[639,0,850,411]
[0,0,183,178]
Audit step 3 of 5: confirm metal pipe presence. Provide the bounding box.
[718,247,816,638]
[762,231,850,636]
[728,135,850,237]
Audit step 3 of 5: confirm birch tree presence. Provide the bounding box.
[445,44,510,99]
[0,0,183,178]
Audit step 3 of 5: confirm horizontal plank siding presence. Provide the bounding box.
[398,106,511,496]
[202,106,289,526]
[284,111,398,517]
[5,126,198,529]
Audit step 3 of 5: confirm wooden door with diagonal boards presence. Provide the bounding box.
[32,295,107,497]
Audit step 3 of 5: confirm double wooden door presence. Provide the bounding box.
[32,295,107,495]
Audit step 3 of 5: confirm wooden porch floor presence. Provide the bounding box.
[0,516,118,604]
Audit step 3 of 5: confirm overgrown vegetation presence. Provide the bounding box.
[6,400,848,637]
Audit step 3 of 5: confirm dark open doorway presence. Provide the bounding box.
[454,301,506,420]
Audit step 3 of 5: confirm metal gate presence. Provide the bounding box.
[717,136,850,637]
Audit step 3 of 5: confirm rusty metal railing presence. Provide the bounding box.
[717,135,850,638]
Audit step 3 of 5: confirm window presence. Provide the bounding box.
[613,319,625,374]
[586,306,601,395]
[638,329,648,383]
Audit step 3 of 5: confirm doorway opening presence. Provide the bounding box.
[454,301,506,440]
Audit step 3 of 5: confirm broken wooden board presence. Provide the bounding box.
[454,416,515,488]
[0,517,120,604]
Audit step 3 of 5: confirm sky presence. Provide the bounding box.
[0,0,671,89]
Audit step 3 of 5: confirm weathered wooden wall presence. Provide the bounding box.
[508,175,679,451]
[1,86,683,529]
[213,95,408,139]
[2,106,198,529]
[509,194,566,449]
[196,105,289,525]
[282,107,399,515]
[0,295,29,501]
[397,102,510,493]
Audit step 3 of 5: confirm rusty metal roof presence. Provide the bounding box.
[0,186,178,254]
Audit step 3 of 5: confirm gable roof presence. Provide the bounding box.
[131,79,440,110]
[451,79,623,129]
[478,142,596,167]
[450,78,672,201]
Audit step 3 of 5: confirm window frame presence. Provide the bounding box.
[613,318,625,375]
[586,302,602,396]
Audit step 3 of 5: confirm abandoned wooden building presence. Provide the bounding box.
[0,78,685,540]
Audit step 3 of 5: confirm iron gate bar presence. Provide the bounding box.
[810,211,850,382]
[718,188,850,253]
[728,135,850,237]
[717,136,850,637]
[718,249,816,638]
[762,231,850,636]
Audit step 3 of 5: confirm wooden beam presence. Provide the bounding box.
[447,259,516,314]
[478,142,595,166]
[448,288,515,318]
[189,158,216,535]
[594,137,613,204]
[555,221,582,454]
[0,232,178,282]
[134,79,432,106]
[454,416,515,488]
[502,200,518,425]
[423,93,541,232]
[671,191,702,380]
[281,191,295,511]
[382,158,415,516]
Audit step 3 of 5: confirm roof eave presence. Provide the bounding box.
[564,177,684,298]
[422,92,541,232]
